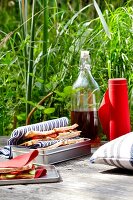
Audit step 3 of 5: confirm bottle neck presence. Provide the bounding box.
[80,56,91,71]
[78,57,99,91]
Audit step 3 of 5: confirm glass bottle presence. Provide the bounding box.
[71,50,101,146]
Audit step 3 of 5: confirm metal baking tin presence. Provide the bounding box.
[12,139,91,165]
[0,165,60,186]
[0,136,10,147]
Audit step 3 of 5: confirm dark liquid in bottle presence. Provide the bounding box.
[71,111,100,141]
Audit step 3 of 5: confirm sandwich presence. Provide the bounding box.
[0,150,47,180]
[19,123,82,147]
[0,163,47,180]
[0,163,35,180]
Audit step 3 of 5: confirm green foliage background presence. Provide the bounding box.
[0,0,133,135]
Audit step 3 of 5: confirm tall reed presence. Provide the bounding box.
[26,0,36,117]
[41,0,48,95]
[18,0,28,86]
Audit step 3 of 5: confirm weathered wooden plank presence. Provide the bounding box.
[0,137,133,200]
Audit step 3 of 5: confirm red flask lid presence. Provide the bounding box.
[108,78,127,85]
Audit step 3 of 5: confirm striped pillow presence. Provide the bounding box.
[90,132,133,170]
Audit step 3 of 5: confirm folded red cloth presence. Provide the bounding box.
[35,166,47,178]
[0,150,39,168]
[98,78,131,140]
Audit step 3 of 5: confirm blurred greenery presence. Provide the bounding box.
[0,0,133,135]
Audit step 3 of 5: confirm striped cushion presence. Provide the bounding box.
[90,132,133,170]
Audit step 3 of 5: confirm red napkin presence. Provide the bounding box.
[98,78,131,140]
[0,150,39,168]
[35,166,47,178]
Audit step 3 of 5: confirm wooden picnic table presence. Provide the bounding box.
[0,138,133,200]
